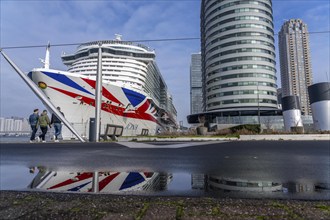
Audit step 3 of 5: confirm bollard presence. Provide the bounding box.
[89,118,96,142]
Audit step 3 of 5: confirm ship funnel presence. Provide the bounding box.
[115,34,122,41]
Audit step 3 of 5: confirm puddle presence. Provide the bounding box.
[1,165,329,200]
[0,165,38,190]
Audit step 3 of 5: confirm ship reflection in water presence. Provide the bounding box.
[29,168,172,194]
[26,167,329,199]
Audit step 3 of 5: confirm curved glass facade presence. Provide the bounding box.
[201,0,278,111]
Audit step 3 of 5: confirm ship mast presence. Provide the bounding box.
[40,42,50,69]
[44,42,50,69]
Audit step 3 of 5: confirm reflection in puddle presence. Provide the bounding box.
[193,174,329,196]
[1,165,328,200]
[29,169,172,193]
[202,175,283,192]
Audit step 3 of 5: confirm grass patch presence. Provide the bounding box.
[315,205,330,212]
[271,202,302,219]
[135,202,150,220]
[70,207,82,212]
[176,200,184,220]
[271,202,286,209]
[211,206,221,216]
[23,195,36,201]
[256,216,267,220]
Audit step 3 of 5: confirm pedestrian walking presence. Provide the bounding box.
[37,110,51,142]
[28,109,39,143]
[51,107,64,142]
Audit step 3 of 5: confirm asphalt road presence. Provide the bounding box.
[1,140,329,184]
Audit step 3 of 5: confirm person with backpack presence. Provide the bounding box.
[28,109,39,143]
[51,107,64,142]
[37,110,51,142]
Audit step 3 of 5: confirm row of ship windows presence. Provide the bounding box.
[71,69,146,79]
[207,39,274,55]
[104,48,154,58]
[111,46,145,53]
[204,0,272,22]
[207,98,277,107]
[105,74,145,82]
[77,73,145,82]
[206,32,274,48]
[73,57,127,62]
[206,8,273,29]
[62,48,154,62]
[207,90,277,100]
[103,56,147,67]
[207,73,276,84]
[207,81,277,92]
[207,64,276,75]
[208,23,274,39]
[70,64,146,73]
[73,59,146,69]
[207,55,276,66]
[107,80,143,87]
[206,14,273,35]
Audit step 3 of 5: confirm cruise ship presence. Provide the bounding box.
[29,170,172,193]
[29,36,177,139]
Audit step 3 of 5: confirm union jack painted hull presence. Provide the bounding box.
[32,171,161,193]
[29,68,164,139]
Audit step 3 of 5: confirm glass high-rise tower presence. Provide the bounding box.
[200,0,278,112]
[278,19,313,115]
[190,53,203,114]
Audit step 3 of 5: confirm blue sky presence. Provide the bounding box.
[1,0,329,125]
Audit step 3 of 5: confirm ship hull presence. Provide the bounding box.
[31,171,160,193]
[29,69,164,139]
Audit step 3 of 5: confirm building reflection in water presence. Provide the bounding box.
[191,175,327,194]
[208,176,282,192]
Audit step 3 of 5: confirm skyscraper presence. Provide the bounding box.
[278,19,313,115]
[200,0,278,112]
[190,53,203,114]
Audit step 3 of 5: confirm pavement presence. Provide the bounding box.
[116,134,329,142]
[1,191,329,220]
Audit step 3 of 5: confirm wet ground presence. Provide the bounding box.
[1,140,329,200]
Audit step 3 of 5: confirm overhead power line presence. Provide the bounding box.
[1,38,200,50]
[1,31,329,50]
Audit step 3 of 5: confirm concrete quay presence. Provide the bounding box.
[117,134,329,142]
[239,134,330,141]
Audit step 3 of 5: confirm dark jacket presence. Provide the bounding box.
[29,113,39,126]
[38,113,51,127]
[51,111,64,124]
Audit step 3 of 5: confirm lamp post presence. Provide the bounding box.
[94,43,103,142]
[92,171,99,193]
[257,83,261,125]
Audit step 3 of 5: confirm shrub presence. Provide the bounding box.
[229,124,261,134]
